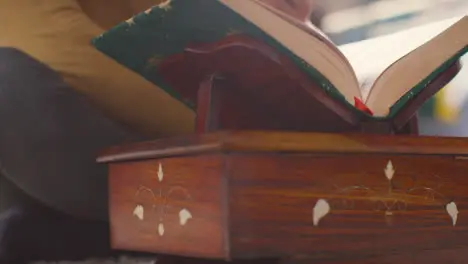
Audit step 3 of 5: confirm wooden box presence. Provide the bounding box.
[99,131,468,263]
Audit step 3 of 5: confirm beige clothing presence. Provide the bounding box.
[77,0,163,30]
[0,0,195,138]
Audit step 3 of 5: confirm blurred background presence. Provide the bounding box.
[310,0,468,136]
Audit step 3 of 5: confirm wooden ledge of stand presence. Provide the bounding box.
[98,131,468,163]
[99,131,468,264]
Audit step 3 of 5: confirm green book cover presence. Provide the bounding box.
[91,0,467,120]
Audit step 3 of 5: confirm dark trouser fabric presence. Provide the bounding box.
[0,47,143,221]
[0,175,114,263]
[0,173,31,213]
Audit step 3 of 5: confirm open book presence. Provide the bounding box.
[92,0,467,121]
[247,1,467,117]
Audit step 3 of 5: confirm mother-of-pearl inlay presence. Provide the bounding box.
[133,205,144,221]
[157,163,164,182]
[313,160,460,227]
[179,208,193,226]
[446,201,459,226]
[158,223,165,236]
[313,199,330,226]
[132,162,193,237]
[384,160,394,181]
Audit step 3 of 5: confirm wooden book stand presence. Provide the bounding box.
[98,35,467,264]
[156,34,460,135]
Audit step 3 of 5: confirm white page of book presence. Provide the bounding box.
[338,16,463,99]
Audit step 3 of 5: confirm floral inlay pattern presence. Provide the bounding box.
[133,162,192,236]
[313,199,330,226]
[313,160,458,226]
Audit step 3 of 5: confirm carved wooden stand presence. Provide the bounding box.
[100,131,468,264]
[157,34,460,135]
[99,35,465,263]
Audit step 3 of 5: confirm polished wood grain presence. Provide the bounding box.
[195,76,285,133]
[98,131,468,163]
[102,131,468,263]
[108,155,227,259]
[228,154,468,261]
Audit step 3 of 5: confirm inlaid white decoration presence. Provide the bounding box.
[158,223,165,236]
[313,199,330,226]
[446,201,459,226]
[384,160,395,181]
[157,163,164,182]
[179,208,193,226]
[134,162,193,236]
[133,205,144,221]
[328,160,458,227]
